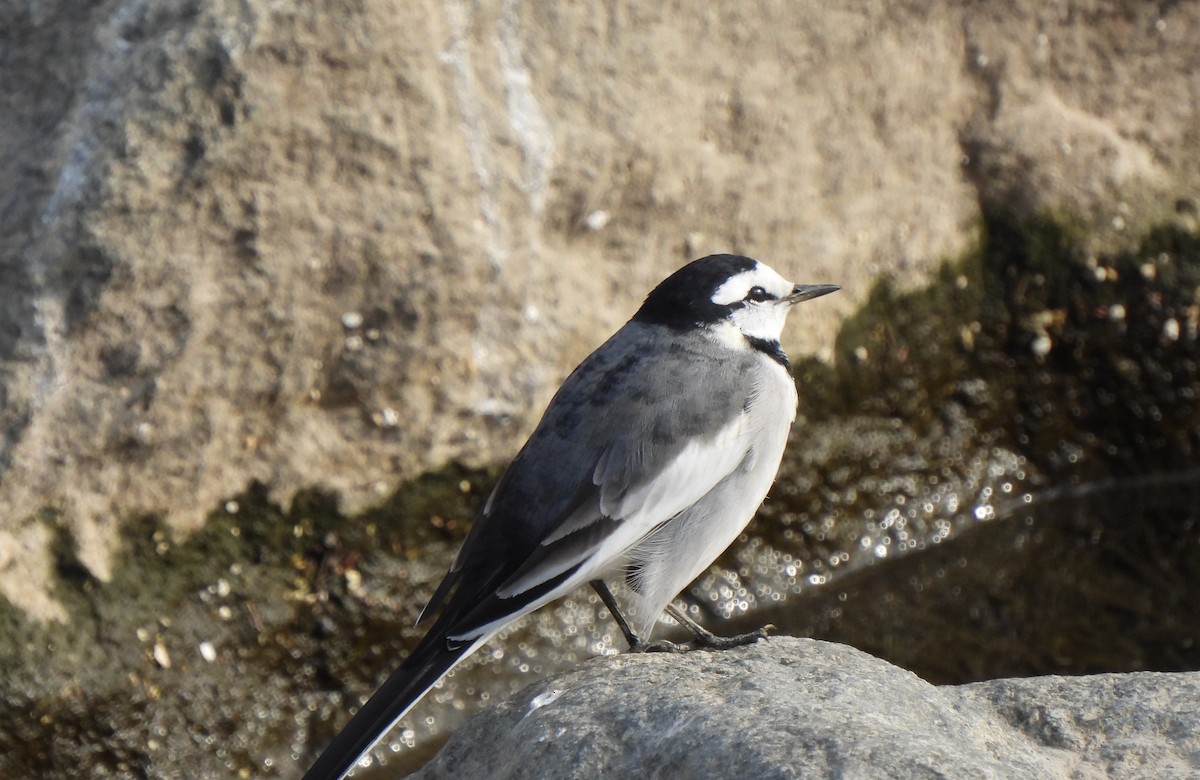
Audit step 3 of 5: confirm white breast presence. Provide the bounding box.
[617,352,798,638]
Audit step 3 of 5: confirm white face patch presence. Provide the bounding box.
[709,262,794,306]
[709,262,798,344]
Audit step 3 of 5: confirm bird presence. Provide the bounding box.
[303,254,839,780]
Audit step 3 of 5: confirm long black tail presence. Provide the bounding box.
[302,640,476,780]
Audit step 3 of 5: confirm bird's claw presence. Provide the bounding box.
[633,624,774,653]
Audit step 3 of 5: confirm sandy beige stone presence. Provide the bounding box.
[0,0,1196,619]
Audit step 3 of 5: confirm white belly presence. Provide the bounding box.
[620,357,798,638]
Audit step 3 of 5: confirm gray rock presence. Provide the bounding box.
[410,637,1200,779]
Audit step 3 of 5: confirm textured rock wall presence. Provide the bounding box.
[1,0,1197,620]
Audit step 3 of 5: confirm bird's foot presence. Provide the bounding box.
[633,638,695,653]
[692,623,775,650]
[633,624,775,653]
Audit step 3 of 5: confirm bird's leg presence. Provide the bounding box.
[590,580,692,652]
[590,581,772,653]
[590,580,642,650]
[665,603,774,650]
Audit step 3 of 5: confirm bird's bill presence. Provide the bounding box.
[786,283,840,303]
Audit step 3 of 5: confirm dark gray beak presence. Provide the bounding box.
[786,283,840,303]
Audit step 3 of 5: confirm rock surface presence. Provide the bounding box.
[410,637,1200,780]
[2,0,1199,619]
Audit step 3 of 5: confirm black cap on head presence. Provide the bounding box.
[633,254,758,329]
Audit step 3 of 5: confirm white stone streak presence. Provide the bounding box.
[442,0,554,268]
[442,0,507,269]
[498,0,555,219]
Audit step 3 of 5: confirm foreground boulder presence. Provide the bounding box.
[410,637,1199,779]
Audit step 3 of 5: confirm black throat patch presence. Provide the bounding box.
[746,335,792,374]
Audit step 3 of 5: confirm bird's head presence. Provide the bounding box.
[633,254,839,345]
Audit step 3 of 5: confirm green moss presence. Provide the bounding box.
[0,462,499,779]
[798,212,1200,477]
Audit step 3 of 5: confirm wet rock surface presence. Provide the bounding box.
[412,638,1200,780]
[713,216,1200,683]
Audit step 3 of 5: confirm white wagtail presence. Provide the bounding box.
[304,254,838,780]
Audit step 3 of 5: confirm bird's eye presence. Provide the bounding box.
[745,286,772,303]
